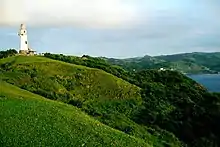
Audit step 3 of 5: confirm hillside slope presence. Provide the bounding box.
[40,53,220,146]
[0,81,149,147]
[43,53,220,146]
[0,55,183,147]
[0,56,141,102]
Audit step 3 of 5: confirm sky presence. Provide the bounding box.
[0,0,220,58]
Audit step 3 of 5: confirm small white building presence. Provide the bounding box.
[159,68,166,71]
[18,24,36,55]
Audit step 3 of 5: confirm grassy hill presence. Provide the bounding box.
[2,53,220,147]
[0,81,149,147]
[0,55,183,147]
[0,56,141,102]
[105,52,220,74]
[43,53,220,146]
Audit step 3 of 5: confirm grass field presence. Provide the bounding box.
[0,81,150,147]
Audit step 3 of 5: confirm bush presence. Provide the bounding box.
[0,49,17,59]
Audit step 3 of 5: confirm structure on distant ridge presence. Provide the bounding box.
[18,24,36,56]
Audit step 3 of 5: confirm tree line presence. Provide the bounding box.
[0,49,17,59]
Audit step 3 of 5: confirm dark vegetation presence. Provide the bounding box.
[133,70,220,146]
[1,50,220,147]
[0,49,17,59]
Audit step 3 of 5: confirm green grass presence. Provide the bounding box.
[0,55,54,64]
[0,56,141,102]
[0,81,150,147]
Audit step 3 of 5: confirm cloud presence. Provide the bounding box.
[1,0,220,57]
[0,0,140,28]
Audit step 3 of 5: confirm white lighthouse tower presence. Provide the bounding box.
[18,24,35,55]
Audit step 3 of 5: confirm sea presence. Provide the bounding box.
[188,74,220,92]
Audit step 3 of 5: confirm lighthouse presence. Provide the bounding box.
[18,24,36,55]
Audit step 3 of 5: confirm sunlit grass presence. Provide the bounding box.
[0,81,149,147]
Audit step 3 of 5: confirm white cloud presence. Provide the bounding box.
[0,0,140,28]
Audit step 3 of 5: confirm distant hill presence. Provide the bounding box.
[156,52,220,73]
[105,52,220,74]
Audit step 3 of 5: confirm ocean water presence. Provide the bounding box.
[189,74,220,92]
